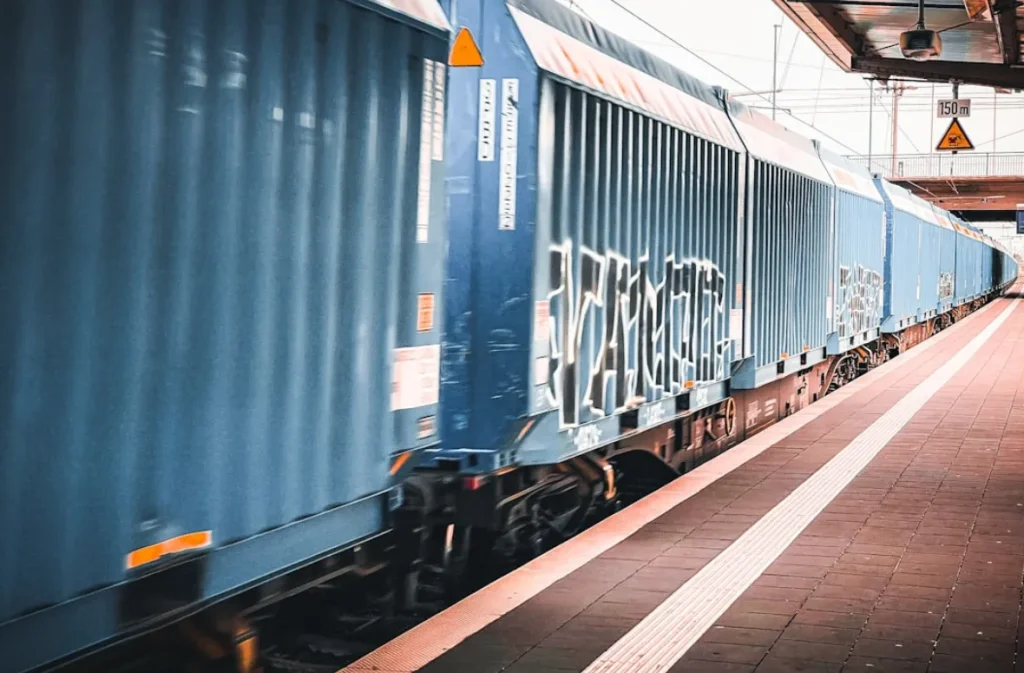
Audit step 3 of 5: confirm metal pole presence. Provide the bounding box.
[929,83,935,149]
[891,83,901,176]
[993,89,998,152]
[951,80,959,161]
[772,24,780,121]
[868,80,874,172]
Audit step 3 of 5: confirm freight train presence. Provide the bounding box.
[0,0,1016,670]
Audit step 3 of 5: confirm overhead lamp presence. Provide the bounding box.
[900,0,942,61]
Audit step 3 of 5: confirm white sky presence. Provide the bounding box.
[565,0,1024,159]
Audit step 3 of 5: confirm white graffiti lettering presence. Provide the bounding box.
[546,241,728,428]
[938,272,954,301]
[836,264,883,338]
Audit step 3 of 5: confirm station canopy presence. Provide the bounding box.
[773,0,1024,89]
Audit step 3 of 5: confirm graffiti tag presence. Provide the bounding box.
[938,272,954,300]
[545,241,728,428]
[836,264,883,338]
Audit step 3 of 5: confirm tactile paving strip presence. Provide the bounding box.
[341,300,1002,673]
[582,298,1020,673]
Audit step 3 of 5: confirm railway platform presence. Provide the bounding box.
[344,289,1024,673]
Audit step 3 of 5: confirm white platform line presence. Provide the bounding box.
[340,300,1000,673]
[583,298,1019,673]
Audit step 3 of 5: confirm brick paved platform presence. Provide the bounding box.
[345,292,1024,673]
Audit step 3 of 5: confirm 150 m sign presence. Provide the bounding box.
[936,99,971,118]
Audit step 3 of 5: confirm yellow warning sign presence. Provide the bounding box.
[449,27,483,67]
[936,118,974,152]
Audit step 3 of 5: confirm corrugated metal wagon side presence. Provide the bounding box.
[816,147,885,355]
[436,0,745,470]
[875,180,929,333]
[0,0,450,670]
[917,214,943,324]
[993,240,1019,290]
[952,217,984,305]
[728,102,832,389]
[929,206,958,315]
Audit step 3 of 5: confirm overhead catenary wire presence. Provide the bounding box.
[594,0,867,156]
[568,0,1022,157]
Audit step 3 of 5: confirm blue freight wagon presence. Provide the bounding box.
[877,179,931,332]
[728,102,832,388]
[436,0,745,473]
[928,206,958,317]
[953,216,987,305]
[1,0,1019,670]
[816,147,885,355]
[0,0,451,669]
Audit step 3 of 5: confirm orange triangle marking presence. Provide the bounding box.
[936,118,974,151]
[449,27,483,67]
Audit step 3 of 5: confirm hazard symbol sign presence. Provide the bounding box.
[935,118,974,152]
[449,27,483,67]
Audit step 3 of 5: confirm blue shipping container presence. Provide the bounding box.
[816,147,885,355]
[929,207,958,315]
[729,102,832,388]
[953,217,984,304]
[917,216,942,322]
[437,0,745,470]
[877,180,931,332]
[0,0,450,670]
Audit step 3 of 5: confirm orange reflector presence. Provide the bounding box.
[463,475,487,491]
[126,530,212,570]
[684,380,695,389]
[802,345,810,352]
[390,450,413,476]
[781,352,789,359]
[516,418,536,442]
[449,27,483,67]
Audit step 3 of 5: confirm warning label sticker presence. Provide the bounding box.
[416,60,435,243]
[449,27,484,68]
[729,308,742,342]
[478,79,496,162]
[417,293,435,332]
[432,62,446,161]
[533,299,549,341]
[498,78,519,231]
[534,356,550,386]
[392,344,440,411]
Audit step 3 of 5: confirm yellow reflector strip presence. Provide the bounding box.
[126,531,212,570]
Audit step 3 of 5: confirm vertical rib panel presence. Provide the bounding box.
[539,79,740,427]
[0,0,447,627]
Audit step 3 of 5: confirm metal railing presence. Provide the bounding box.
[845,152,1024,179]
